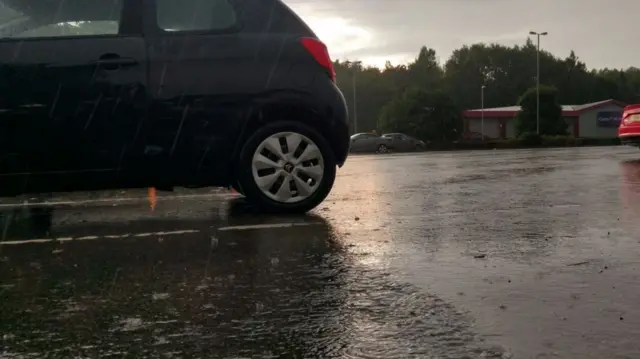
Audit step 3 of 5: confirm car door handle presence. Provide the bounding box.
[92,54,138,70]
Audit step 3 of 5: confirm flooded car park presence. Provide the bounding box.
[2,146,640,358]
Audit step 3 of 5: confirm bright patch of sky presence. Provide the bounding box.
[285,0,640,70]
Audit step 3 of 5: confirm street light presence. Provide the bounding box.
[481,85,486,141]
[529,31,548,135]
[345,60,362,133]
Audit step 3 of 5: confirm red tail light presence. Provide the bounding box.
[624,104,640,118]
[300,37,336,82]
[623,104,640,125]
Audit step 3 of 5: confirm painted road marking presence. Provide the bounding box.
[217,222,323,232]
[0,230,201,246]
[0,222,322,246]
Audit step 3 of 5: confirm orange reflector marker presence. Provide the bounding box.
[148,187,157,211]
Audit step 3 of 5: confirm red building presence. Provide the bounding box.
[462,99,626,139]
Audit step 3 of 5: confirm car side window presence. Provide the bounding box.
[0,1,123,39]
[352,134,371,140]
[156,0,237,32]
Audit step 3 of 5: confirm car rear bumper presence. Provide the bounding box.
[324,84,349,167]
[619,125,640,146]
[620,127,640,136]
[333,120,350,166]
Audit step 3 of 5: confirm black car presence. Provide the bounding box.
[0,0,350,213]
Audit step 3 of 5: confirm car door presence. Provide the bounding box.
[0,0,147,195]
[358,134,376,152]
[141,0,248,186]
[349,135,364,152]
[385,134,403,151]
[397,134,412,151]
[380,135,392,149]
[386,134,400,150]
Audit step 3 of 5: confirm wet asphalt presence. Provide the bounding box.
[2,146,640,358]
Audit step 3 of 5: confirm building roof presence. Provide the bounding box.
[463,99,626,118]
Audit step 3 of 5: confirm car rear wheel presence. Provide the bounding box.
[235,121,336,213]
[377,144,389,153]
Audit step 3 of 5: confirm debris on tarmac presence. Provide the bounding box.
[567,261,590,266]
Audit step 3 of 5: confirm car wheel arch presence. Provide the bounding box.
[230,102,345,170]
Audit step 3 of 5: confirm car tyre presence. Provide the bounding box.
[235,120,336,214]
[376,144,389,153]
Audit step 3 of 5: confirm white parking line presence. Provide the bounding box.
[0,230,201,246]
[217,222,323,231]
[0,222,322,246]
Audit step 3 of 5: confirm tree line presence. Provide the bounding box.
[335,38,640,142]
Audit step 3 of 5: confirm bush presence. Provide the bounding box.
[541,135,577,146]
[432,136,619,151]
[580,137,620,146]
[518,132,542,146]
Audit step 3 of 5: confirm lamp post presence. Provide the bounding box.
[481,85,486,141]
[529,31,548,135]
[345,60,362,133]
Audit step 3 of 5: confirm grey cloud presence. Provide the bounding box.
[287,0,640,70]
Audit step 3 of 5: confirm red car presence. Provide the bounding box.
[619,104,640,146]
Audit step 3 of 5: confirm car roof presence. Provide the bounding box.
[350,133,378,138]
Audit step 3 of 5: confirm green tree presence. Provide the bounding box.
[330,41,633,140]
[408,46,443,90]
[378,88,462,142]
[516,85,566,136]
[334,61,395,133]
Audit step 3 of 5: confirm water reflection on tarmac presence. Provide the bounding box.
[2,146,640,358]
[0,195,503,359]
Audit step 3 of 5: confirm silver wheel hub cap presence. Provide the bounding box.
[251,132,325,203]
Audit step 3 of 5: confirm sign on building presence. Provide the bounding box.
[597,111,622,127]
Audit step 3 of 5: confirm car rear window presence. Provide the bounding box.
[156,0,237,32]
[0,0,122,39]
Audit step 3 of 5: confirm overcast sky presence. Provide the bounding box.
[285,0,635,70]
